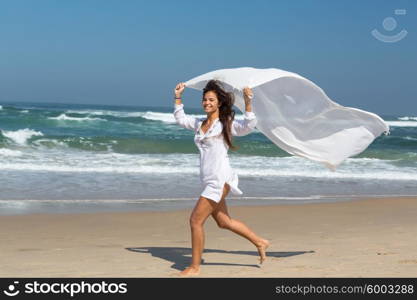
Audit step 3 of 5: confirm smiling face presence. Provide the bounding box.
[202,90,220,114]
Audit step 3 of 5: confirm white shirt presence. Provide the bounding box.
[173,103,257,203]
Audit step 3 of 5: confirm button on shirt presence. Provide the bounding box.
[173,103,257,203]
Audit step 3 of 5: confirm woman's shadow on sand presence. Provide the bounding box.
[125,246,314,270]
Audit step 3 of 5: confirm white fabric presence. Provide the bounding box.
[185,67,390,171]
[174,103,257,203]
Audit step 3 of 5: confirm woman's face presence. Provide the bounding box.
[202,91,220,114]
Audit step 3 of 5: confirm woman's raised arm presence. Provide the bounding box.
[232,86,257,136]
[173,82,199,131]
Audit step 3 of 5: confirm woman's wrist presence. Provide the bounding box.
[244,99,252,110]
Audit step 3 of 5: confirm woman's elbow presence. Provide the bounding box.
[248,119,257,130]
[173,115,183,126]
[176,119,185,127]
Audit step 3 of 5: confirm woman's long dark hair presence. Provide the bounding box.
[203,80,239,151]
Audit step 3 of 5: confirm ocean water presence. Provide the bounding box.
[0,102,416,215]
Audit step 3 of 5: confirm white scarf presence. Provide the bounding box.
[185,67,390,171]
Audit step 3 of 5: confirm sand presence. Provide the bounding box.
[0,196,416,277]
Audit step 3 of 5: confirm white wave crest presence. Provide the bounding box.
[398,116,417,121]
[1,128,44,145]
[67,109,248,124]
[0,105,3,110]
[386,121,417,127]
[48,114,106,122]
[0,162,198,174]
[0,148,23,157]
[66,109,143,118]
[0,151,415,181]
[141,112,178,123]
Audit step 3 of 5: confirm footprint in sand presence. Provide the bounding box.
[398,259,417,264]
[376,252,396,255]
[18,248,42,252]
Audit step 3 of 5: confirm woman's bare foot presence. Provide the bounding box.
[179,266,200,277]
[256,238,270,264]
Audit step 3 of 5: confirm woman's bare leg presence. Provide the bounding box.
[179,195,218,276]
[212,184,270,264]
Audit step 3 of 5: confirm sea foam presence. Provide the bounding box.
[48,114,106,122]
[66,109,143,118]
[0,148,23,157]
[386,121,417,127]
[398,116,417,121]
[1,128,44,145]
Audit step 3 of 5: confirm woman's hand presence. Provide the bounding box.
[243,86,253,102]
[174,82,186,98]
[243,87,253,112]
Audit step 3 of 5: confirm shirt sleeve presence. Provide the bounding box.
[173,103,199,131]
[231,111,257,136]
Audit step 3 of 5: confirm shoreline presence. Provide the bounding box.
[1,194,417,216]
[1,196,416,277]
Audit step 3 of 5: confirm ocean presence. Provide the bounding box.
[0,102,416,215]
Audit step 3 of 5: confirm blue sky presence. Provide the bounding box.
[0,0,416,115]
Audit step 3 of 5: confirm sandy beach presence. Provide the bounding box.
[0,196,416,278]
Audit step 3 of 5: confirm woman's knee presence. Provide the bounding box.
[189,196,216,228]
[189,212,206,228]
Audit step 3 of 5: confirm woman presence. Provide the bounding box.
[173,80,270,277]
